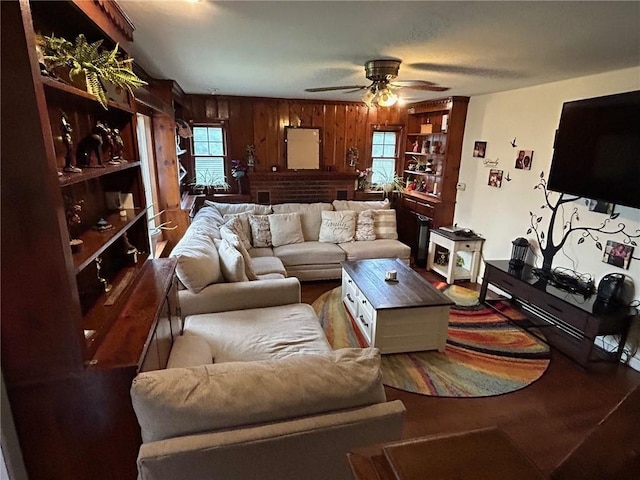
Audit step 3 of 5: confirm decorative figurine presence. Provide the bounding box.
[347,146,359,168]
[245,144,256,169]
[76,121,111,168]
[95,217,114,232]
[60,111,82,173]
[95,257,111,293]
[110,128,125,163]
[64,196,84,252]
[122,232,139,265]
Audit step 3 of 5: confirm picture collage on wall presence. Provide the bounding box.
[602,240,634,269]
[515,150,534,170]
[473,140,536,189]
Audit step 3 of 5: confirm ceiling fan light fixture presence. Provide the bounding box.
[362,88,376,108]
[376,87,398,107]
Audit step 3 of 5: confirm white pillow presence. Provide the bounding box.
[248,214,272,248]
[355,210,376,241]
[169,231,222,293]
[268,213,305,247]
[216,239,249,282]
[332,199,390,212]
[374,209,398,240]
[220,226,258,281]
[223,214,252,250]
[319,210,357,243]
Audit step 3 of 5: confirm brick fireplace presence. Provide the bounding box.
[248,171,359,204]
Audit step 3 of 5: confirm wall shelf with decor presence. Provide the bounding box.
[2,1,179,479]
[397,97,469,259]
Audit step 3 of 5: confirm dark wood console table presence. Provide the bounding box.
[480,260,636,367]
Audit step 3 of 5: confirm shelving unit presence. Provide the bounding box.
[2,2,179,479]
[397,97,469,260]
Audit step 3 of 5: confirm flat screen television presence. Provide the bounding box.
[547,90,640,209]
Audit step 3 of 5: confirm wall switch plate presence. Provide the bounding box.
[456,182,466,191]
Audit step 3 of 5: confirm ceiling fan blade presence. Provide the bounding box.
[343,87,368,94]
[305,85,367,92]
[393,83,450,92]
[391,80,438,87]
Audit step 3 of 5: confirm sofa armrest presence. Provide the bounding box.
[137,400,406,480]
[179,277,301,317]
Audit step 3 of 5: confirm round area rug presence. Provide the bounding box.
[312,286,550,398]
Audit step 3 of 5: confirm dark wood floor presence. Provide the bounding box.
[301,267,640,476]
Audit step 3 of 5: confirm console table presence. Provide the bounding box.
[480,260,636,367]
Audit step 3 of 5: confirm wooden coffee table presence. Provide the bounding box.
[347,427,547,480]
[341,258,453,354]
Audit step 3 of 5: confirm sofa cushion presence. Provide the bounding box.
[170,231,222,293]
[271,203,333,241]
[339,239,411,262]
[273,241,346,266]
[223,214,252,250]
[252,256,287,277]
[220,227,258,281]
[249,247,275,258]
[194,203,225,224]
[354,210,376,241]
[216,239,249,282]
[374,209,398,240]
[167,334,213,368]
[269,213,305,247]
[248,214,272,248]
[130,347,385,443]
[183,302,330,362]
[319,210,357,243]
[332,199,390,212]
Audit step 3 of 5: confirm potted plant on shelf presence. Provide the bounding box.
[375,169,404,197]
[36,33,147,109]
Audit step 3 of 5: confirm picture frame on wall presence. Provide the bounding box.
[515,150,534,170]
[473,141,487,158]
[488,169,503,188]
[586,198,615,214]
[602,240,633,269]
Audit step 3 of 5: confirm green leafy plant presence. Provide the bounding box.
[37,33,147,109]
[375,168,404,193]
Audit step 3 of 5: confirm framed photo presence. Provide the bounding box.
[515,150,534,170]
[473,141,487,158]
[602,240,633,269]
[488,169,503,188]
[586,198,614,214]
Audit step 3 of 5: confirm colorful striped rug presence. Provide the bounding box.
[311,286,551,398]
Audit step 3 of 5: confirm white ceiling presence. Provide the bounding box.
[119,1,640,104]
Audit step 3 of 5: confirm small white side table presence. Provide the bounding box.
[427,229,485,284]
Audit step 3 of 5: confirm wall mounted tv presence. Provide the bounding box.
[548,90,640,209]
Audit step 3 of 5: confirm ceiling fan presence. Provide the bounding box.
[305,59,449,107]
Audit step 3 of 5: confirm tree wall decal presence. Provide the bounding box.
[528,171,639,272]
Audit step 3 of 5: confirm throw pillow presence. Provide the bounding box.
[223,214,252,250]
[332,199,390,212]
[374,209,398,240]
[169,231,222,293]
[220,226,258,281]
[268,213,305,247]
[355,209,376,241]
[216,239,249,282]
[318,210,356,243]
[248,214,272,248]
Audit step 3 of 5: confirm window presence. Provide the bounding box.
[192,125,227,185]
[371,130,398,185]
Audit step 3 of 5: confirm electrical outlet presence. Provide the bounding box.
[456,182,466,191]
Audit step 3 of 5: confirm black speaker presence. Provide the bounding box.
[596,273,625,305]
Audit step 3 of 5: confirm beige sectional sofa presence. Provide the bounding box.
[130,297,406,480]
[171,199,411,317]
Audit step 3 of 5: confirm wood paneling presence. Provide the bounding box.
[185,95,408,174]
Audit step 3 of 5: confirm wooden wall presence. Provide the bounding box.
[182,95,408,178]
